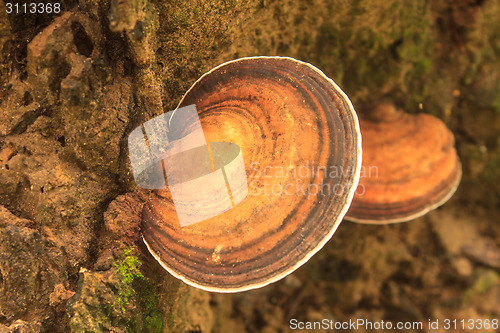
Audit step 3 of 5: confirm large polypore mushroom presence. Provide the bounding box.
[140,57,362,292]
[345,101,462,224]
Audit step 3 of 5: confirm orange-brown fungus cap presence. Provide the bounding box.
[142,57,362,292]
[345,101,462,224]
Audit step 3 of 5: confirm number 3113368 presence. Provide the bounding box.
[6,3,61,14]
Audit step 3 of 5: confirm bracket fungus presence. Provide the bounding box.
[345,101,462,224]
[140,57,362,292]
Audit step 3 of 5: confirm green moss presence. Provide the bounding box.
[168,313,176,327]
[114,246,163,333]
[302,0,434,110]
[163,8,191,33]
[114,247,143,313]
[479,153,500,207]
[463,270,500,305]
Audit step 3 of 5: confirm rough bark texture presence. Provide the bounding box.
[1,0,500,332]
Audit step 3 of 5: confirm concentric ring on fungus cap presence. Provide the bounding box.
[142,57,362,292]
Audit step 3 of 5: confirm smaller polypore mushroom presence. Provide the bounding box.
[345,101,462,224]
